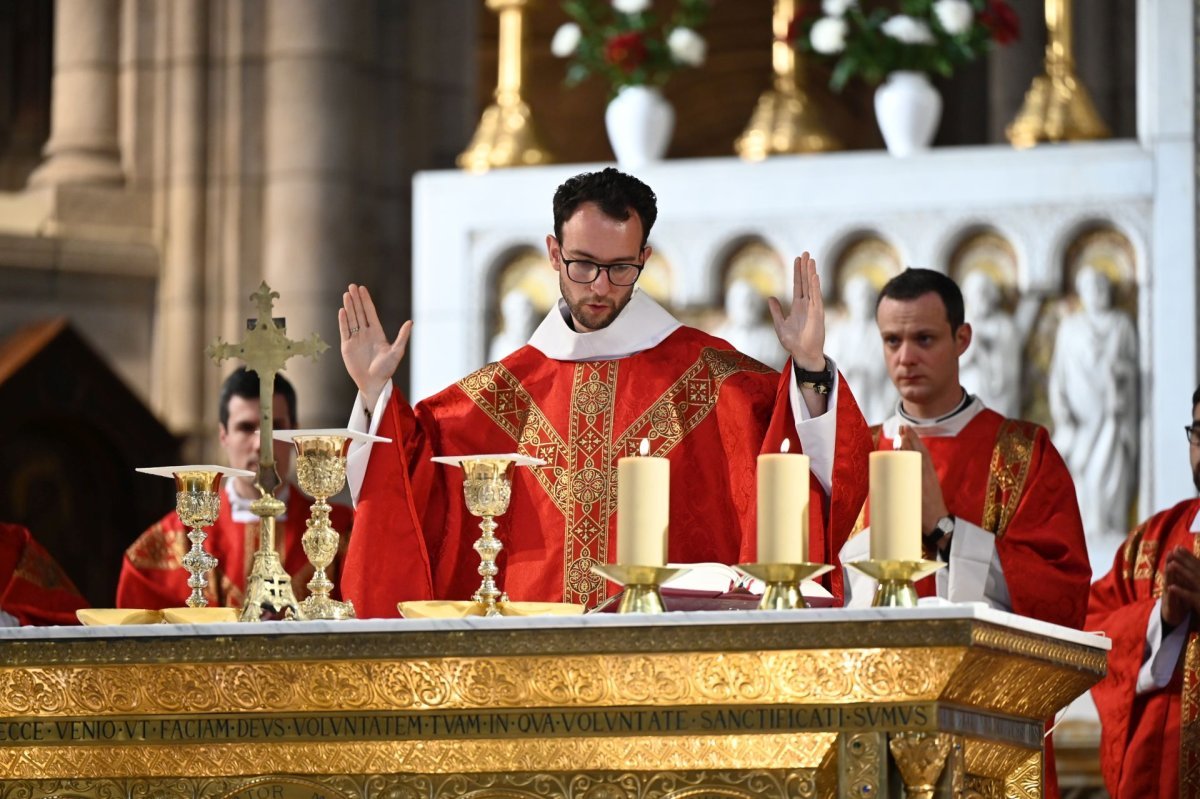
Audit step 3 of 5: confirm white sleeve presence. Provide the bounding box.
[788,358,840,495]
[1136,599,1190,694]
[838,530,873,608]
[345,382,394,507]
[935,518,1012,611]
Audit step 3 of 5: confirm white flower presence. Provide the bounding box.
[932,0,974,35]
[810,16,848,55]
[550,22,581,57]
[822,0,857,16]
[613,0,651,14]
[667,27,706,67]
[881,14,936,45]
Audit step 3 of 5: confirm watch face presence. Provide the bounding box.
[936,516,955,535]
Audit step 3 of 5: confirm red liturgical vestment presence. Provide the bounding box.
[116,482,353,610]
[1088,498,1200,799]
[0,523,88,625]
[342,326,872,616]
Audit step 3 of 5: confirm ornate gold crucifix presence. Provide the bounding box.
[208,282,327,621]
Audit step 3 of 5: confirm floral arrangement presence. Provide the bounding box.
[551,0,712,96]
[799,0,1020,90]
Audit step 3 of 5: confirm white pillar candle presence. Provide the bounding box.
[869,450,922,561]
[757,443,810,563]
[616,440,669,566]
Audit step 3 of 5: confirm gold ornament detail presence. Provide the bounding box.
[888,732,952,799]
[0,734,833,781]
[458,0,553,172]
[839,732,885,799]
[1006,0,1109,148]
[292,434,355,620]
[735,0,841,159]
[1003,751,1042,799]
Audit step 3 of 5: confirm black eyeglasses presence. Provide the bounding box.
[556,240,645,286]
[1186,425,1200,446]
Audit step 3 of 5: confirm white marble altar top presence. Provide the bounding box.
[0,604,1109,650]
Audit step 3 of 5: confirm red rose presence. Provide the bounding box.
[980,0,1019,45]
[605,31,649,73]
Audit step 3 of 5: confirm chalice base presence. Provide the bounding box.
[736,563,834,610]
[591,564,687,615]
[847,559,946,608]
[300,593,356,621]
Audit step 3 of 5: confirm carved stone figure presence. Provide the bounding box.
[825,275,896,424]
[488,290,538,362]
[712,279,787,370]
[1049,265,1139,543]
[959,271,1023,418]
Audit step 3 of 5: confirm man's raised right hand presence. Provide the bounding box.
[340,284,412,412]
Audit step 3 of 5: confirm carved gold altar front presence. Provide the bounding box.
[0,610,1106,799]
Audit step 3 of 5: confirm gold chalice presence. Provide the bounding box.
[848,559,946,607]
[432,453,545,617]
[136,465,255,608]
[276,428,390,621]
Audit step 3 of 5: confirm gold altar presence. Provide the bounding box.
[0,607,1107,799]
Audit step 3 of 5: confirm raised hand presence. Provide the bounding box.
[768,252,827,372]
[896,425,950,535]
[339,284,412,411]
[1161,546,1200,630]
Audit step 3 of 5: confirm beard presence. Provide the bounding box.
[560,276,634,332]
[1193,459,1200,495]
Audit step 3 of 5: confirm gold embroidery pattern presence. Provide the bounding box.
[1120,522,1149,581]
[981,420,1037,539]
[1134,539,1160,583]
[563,363,620,606]
[125,523,188,571]
[615,348,772,458]
[458,364,570,512]
[1181,534,1200,799]
[12,540,77,594]
[460,349,771,608]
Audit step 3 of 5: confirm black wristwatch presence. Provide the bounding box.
[923,514,955,553]
[794,356,834,395]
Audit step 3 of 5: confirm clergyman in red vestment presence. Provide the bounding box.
[838,269,1091,799]
[336,168,872,616]
[1087,385,1200,799]
[116,368,352,610]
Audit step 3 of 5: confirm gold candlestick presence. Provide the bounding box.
[590,564,688,614]
[458,0,554,173]
[208,282,328,622]
[432,453,545,616]
[847,559,945,607]
[136,465,255,609]
[736,562,832,610]
[735,0,841,160]
[277,429,390,620]
[1006,0,1109,148]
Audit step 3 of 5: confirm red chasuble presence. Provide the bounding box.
[863,410,1091,628]
[343,327,872,616]
[116,482,353,610]
[0,523,89,625]
[1088,498,1200,799]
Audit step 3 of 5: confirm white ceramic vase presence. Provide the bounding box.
[873,71,942,157]
[605,86,674,171]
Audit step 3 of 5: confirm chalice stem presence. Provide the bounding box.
[473,515,505,616]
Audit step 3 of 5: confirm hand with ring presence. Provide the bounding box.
[339,284,412,411]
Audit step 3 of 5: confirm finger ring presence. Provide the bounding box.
[350,326,360,334]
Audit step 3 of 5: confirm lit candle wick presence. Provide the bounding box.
[639,438,650,457]
[781,439,791,454]
[893,427,903,450]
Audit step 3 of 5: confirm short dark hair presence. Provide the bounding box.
[552,168,658,248]
[876,268,966,333]
[218,367,297,429]
[1192,384,1200,411]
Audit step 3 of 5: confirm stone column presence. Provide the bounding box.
[28,0,124,187]
[151,0,208,447]
[262,0,365,426]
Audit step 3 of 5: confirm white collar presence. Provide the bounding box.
[527,288,682,362]
[224,478,289,524]
[881,395,986,440]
